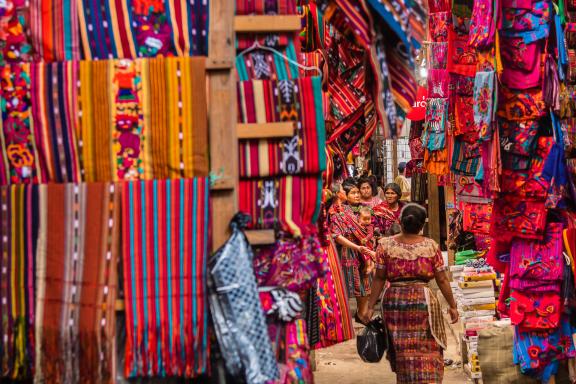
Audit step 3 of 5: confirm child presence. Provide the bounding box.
[358,207,377,274]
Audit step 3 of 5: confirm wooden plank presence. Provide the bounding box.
[209,0,238,251]
[234,15,302,32]
[392,139,398,180]
[206,57,234,70]
[237,122,295,139]
[210,177,236,191]
[245,229,276,245]
[445,185,456,266]
[427,174,441,244]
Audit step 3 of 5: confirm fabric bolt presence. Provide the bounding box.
[77,57,208,182]
[514,318,576,382]
[35,183,119,383]
[237,76,327,177]
[121,178,209,378]
[468,0,497,49]
[30,61,81,183]
[0,63,38,185]
[0,185,38,380]
[490,197,548,241]
[501,38,543,90]
[208,213,279,384]
[77,0,208,60]
[376,237,448,384]
[473,71,495,140]
[29,0,80,61]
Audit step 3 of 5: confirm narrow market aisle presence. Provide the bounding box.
[314,323,469,384]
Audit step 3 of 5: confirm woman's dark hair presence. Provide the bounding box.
[342,178,359,195]
[358,176,377,197]
[400,203,427,234]
[383,183,402,198]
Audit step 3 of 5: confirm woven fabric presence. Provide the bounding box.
[0,185,38,380]
[0,63,39,185]
[77,57,208,181]
[121,178,209,378]
[77,0,208,60]
[237,76,326,177]
[35,183,120,383]
[30,61,81,183]
[29,0,80,61]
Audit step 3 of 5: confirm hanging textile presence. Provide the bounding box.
[0,63,38,185]
[77,0,208,60]
[29,0,80,61]
[35,183,120,383]
[30,61,81,183]
[0,184,38,380]
[77,57,209,181]
[0,0,33,65]
[121,178,210,378]
[237,76,327,177]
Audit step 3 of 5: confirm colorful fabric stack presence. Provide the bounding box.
[34,183,120,383]
[121,178,209,378]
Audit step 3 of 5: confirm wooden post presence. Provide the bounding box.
[427,174,441,244]
[444,185,456,265]
[209,0,238,251]
[392,139,398,180]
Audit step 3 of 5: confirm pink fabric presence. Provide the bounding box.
[501,38,543,89]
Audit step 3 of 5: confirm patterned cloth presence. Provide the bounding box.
[237,76,327,177]
[121,179,209,378]
[0,185,38,380]
[473,71,496,140]
[35,183,120,383]
[376,237,447,384]
[0,0,33,65]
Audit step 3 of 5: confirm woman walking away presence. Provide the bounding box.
[359,204,459,384]
[329,179,374,322]
[373,183,405,234]
[358,176,382,208]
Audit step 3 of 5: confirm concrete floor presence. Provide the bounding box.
[313,322,470,384]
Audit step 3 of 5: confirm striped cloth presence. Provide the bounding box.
[237,76,327,177]
[121,178,209,378]
[77,0,208,60]
[77,57,208,181]
[239,176,322,237]
[29,0,80,61]
[30,61,81,183]
[0,184,38,380]
[35,183,120,383]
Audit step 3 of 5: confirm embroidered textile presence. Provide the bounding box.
[510,290,562,330]
[452,0,474,34]
[501,38,544,90]
[462,201,493,234]
[473,71,495,140]
[447,30,477,77]
[490,197,548,240]
[0,63,38,185]
[121,178,209,378]
[237,76,327,177]
[497,86,546,121]
[0,0,33,65]
[0,185,37,380]
[77,0,208,60]
[468,0,497,49]
[429,12,450,43]
[35,183,119,383]
[499,119,541,157]
[501,0,552,44]
[428,42,448,69]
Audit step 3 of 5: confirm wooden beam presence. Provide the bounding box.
[209,0,238,251]
[245,229,276,245]
[234,15,302,32]
[237,122,295,139]
[206,57,234,70]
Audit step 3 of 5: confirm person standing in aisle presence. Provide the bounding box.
[360,204,459,384]
[394,162,411,202]
[373,183,405,234]
[328,179,375,322]
[358,176,383,208]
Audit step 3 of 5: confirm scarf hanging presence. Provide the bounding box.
[77,0,208,60]
[0,184,37,380]
[0,63,38,185]
[121,178,210,378]
[237,76,326,177]
[29,0,80,62]
[30,61,81,183]
[35,183,120,383]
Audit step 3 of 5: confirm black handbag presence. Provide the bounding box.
[356,317,388,363]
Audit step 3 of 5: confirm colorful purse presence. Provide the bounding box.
[468,0,497,49]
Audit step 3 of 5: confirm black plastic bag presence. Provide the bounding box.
[356,318,388,363]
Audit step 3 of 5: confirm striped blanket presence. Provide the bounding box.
[121,178,210,378]
[237,76,327,177]
[0,185,38,380]
[35,183,120,383]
